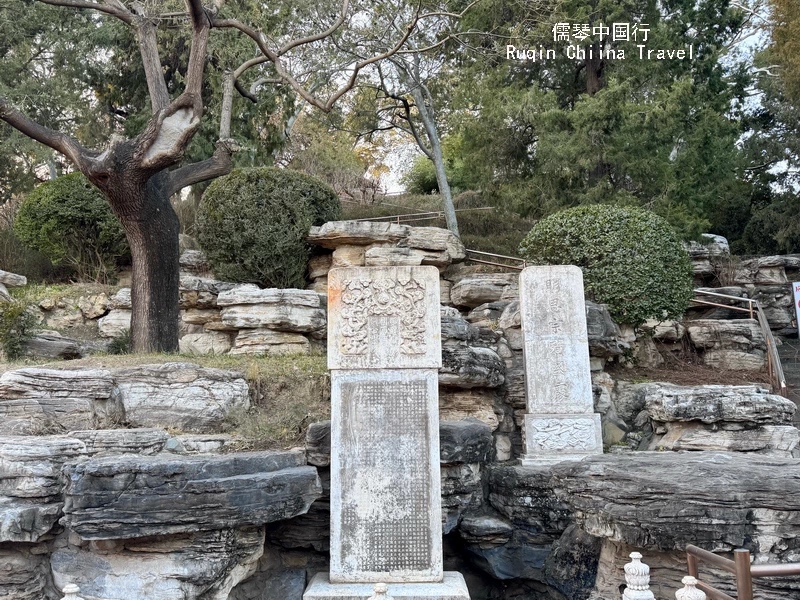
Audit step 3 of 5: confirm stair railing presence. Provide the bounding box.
[691,289,788,397]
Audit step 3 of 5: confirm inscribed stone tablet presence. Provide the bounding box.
[327,266,442,370]
[329,369,442,583]
[522,414,603,463]
[519,266,593,415]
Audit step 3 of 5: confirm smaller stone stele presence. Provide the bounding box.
[518,265,602,464]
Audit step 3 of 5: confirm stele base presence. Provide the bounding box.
[303,572,470,600]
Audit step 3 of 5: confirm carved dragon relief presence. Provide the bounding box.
[339,277,427,356]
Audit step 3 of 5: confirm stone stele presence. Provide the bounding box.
[519,265,602,464]
[305,266,469,600]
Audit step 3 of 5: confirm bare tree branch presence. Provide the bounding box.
[132,11,171,112]
[167,139,236,195]
[0,97,90,167]
[277,0,350,56]
[35,0,133,24]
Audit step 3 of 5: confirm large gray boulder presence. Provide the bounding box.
[110,363,250,431]
[0,436,87,542]
[63,450,322,539]
[0,545,49,600]
[51,527,265,600]
[440,345,505,388]
[0,368,114,434]
[449,274,518,309]
[643,383,796,424]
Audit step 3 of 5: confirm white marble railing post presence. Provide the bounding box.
[676,576,706,600]
[369,583,393,599]
[61,584,84,600]
[622,552,655,600]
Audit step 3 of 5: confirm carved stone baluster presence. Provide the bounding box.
[61,584,84,600]
[369,583,394,599]
[623,552,655,600]
[676,576,707,600]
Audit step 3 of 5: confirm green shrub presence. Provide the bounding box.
[13,174,129,282]
[518,205,693,326]
[106,329,131,355]
[0,300,37,360]
[196,167,341,288]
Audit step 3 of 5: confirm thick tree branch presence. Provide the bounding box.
[133,15,171,112]
[0,97,90,167]
[35,0,133,24]
[167,139,236,196]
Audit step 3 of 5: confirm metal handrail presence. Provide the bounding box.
[691,289,788,397]
[354,207,495,224]
[686,545,800,600]
[464,249,528,271]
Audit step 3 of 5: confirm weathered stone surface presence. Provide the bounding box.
[644,383,795,424]
[306,420,332,467]
[332,245,367,268]
[179,331,233,355]
[654,422,799,455]
[217,285,322,308]
[51,527,265,600]
[0,281,10,301]
[459,513,514,547]
[64,450,321,539]
[439,389,500,430]
[364,246,451,268]
[439,418,493,465]
[329,369,443,583]
[441,462,483,534]
[97,309,131,337]
[109,288,131,309]
[0,545,49,600]
[308,221,409,248]
[0,368,113,433]
[439,345,505,389]
[43,306,84,330]
[220,304,326,332]
[164,433,236,455]
[406,227,466,260]
[551,452,800,558]
[327,266,442,370]
[230,329,309,355]
[309,253,333,279]
[703,348,766,370]
[523,414,604,462]
[182,308,222,324]
[541,524,603,600]
[69,428,169,456]
[230,564,307,600]
[110,363,250,431]
[440,314,479,343]
[449,274,517,309]
[0,269,27,287]
[0,398,46,435]
[179,249,212,276]
[0,436,87,542]
[77,294,109,319]
[584,302,626,357]
[687,318,766,350]
[642,319,687,342]
[23,330,82,360]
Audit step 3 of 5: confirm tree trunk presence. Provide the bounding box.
[586,43,604,96]
[103,170,181,353]
[410,86,459,237]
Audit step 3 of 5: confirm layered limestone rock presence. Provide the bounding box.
[229,329,310,356]
[687,319,767,370]
[449,274,518,309]
[51,527,266,600]
[440,345,505,389]
[63,450,322,540]
[0,368,114,434]
[0,269,27,301]
[109,363,250,431]
[307,221,466,268]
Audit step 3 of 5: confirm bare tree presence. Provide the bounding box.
[0,0,439,352]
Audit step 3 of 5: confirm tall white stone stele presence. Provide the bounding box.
[304,266,471,600]
[519,265,603,465]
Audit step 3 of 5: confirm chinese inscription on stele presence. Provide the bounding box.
[519,265,602,464]
[305,265,470,599]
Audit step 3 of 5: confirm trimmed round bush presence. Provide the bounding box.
[14,173,128,281]
[196,167,341,288]
[518,205,693,326]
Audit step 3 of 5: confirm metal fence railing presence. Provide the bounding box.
[686,545,800,600]
[690,289,788,397]
[354,207,494,225]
